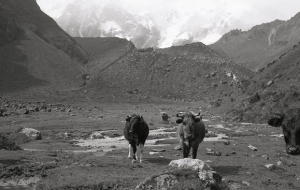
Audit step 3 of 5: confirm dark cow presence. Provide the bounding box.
[176,111,206,159]
[268,108,300,155]
[124,114,149,163]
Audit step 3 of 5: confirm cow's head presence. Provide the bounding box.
[176,111,201,140]
[126,114,144,134]
[268,108,300,155]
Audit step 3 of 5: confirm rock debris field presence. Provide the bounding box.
[0,96,300,190]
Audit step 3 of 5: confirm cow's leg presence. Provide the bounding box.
[139,144,145,163]
[182,142,189,158]
[128,144,133,159]
[191,143,199,159]
[132,144,137,163]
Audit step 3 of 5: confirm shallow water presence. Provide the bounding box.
[0,185,27,190]
[75,124,230,152]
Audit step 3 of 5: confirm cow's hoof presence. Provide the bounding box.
[132,159,137,163]
[140,160,143,163]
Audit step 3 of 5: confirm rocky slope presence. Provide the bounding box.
[210,12,300,71]
[76,37,253,103]
[0,0,88,93]
[223,41,300,123]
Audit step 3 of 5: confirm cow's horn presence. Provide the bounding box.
[190,111,200,116]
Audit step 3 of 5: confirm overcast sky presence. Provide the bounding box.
[37,0,300,35]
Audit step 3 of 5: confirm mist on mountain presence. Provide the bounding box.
[36,0,300,48]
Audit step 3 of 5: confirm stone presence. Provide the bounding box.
[242,181,250,186]
[169,159,212,171]
[279,157,296,166]
[265,164,275,170]
[206,152,215,156]
[267,80,274,86]
[248,145,257,151]
[249,92,260,103]
[23,109,29,114]
[174,145,181,150]
[262,155,269,160]
[277,161,283,166]
[151,149,166,152]
[223,140,230,145]
[17,127,42,140]
[149,152,160,155]
[207,151,221,156]
[245,172,253,176]
[136,158,227,189]
[213,151,222,156]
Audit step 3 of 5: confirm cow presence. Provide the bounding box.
[124,114,149,163]
[176,111,206,159]
[268,108,300,155]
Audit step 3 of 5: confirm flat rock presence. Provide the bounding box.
[137,158,227,190]
[151,149,166,152]
[173,145,181,150]
[265,164,275,170]
[248,145,257,151]
[17,127,42,140]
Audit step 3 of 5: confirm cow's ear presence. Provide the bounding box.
[176,119,183,124]
[126,116,131,122]
[268,118,283,127]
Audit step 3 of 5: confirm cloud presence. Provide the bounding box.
[36,0,300,45]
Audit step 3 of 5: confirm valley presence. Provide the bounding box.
[1,0,300,189]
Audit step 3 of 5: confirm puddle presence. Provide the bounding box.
[75,125,230,153]
[0,177,39,190]
[75,128,178,152]
[270,134,284,138]
[0,185,27,190]
[204,133,229,142]
[23,123,251,155]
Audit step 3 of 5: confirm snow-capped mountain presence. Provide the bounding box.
[55,1,160,48]
[38,0,236,48]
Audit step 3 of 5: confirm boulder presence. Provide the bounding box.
[0,135,22,150]
[267,80,274,86]
[16,127,42,140]
[136,158,227,190]
[249,92,260,103]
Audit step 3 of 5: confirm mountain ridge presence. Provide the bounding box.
[210,11,300,71]
[0,0,89,93]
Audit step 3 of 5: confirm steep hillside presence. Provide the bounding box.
[224,41,300,123]
[210,12,300,71]
[75,37,135,74]
[77,37,253,103]
[0,0,88,93]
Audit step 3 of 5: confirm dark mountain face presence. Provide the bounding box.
[210,12,300,71]
[0,0,89,93]
[224,41,300,123]
[76,37,253,103]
